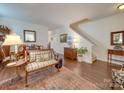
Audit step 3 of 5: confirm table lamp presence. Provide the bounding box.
[2,33,23,59]
[73,37,79,48]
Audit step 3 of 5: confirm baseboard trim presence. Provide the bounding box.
[97,59,122,66]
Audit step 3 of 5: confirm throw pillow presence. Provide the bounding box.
[43,51,51,61]
[35,54,41,62]
[29,52,36,62]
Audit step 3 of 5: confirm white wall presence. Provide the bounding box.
[80,13,124,64]
[0,17,48,47]
[51,26,92,63]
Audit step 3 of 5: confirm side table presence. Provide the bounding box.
[6,59,26,80]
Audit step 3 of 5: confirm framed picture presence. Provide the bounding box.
[24,30,36,42]
[111,31,124,45]
[60,34,67,43]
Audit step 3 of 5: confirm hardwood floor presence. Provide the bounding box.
[64,58,121,89]
[0,61,25,83]
[0,58,121,90]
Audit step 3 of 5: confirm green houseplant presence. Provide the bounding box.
[76,47,88,62]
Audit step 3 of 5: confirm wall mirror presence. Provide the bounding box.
[24,30,36,42]
[111,31,124,45]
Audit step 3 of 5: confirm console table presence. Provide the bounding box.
[107,49,124,64]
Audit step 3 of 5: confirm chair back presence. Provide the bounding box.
[26,49,54,62]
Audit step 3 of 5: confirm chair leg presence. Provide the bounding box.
[25,71,28,87]
[111,79,115,90]
[56,64,60,72]
[57,68,60,72]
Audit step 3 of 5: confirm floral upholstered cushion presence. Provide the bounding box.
[29,52,37,62]
[36,54,41,62]
[43,51,51,61]
[112,69,124,89]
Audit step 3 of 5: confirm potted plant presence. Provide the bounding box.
[113,45,123,50]
[76,47,88,62]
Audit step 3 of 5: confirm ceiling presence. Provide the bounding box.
[0,3,123,29]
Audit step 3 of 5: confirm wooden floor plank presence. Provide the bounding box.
[64,58,121,89]
[0,58,121,90]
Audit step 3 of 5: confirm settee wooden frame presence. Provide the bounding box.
[25,49,60,87]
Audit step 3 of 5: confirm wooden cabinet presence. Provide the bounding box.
[107,49,124,63]
[64,47,77,60]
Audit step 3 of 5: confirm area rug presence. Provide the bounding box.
[0,67,100,90]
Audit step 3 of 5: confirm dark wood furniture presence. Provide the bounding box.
[64,47,77,60]
[107,49,124,64]
[0,25,10,34]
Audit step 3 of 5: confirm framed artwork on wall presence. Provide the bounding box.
[67,35,73,47]
[111,31,124,45]
[24,30,36,42]
[60,34,67,43]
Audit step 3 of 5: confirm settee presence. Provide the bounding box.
[25,49,60,86]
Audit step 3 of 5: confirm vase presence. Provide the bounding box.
[77,54,83,62]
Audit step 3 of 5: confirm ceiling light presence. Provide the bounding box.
[117,3,124,10]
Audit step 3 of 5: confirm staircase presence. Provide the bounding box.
[69,19,97,62]
[70,19,97,45]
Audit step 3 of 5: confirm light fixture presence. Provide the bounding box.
[2,33,23,54]
[117,3,124,10]
[73,36,80,48]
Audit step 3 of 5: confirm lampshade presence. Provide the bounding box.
[2,34,23,45]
